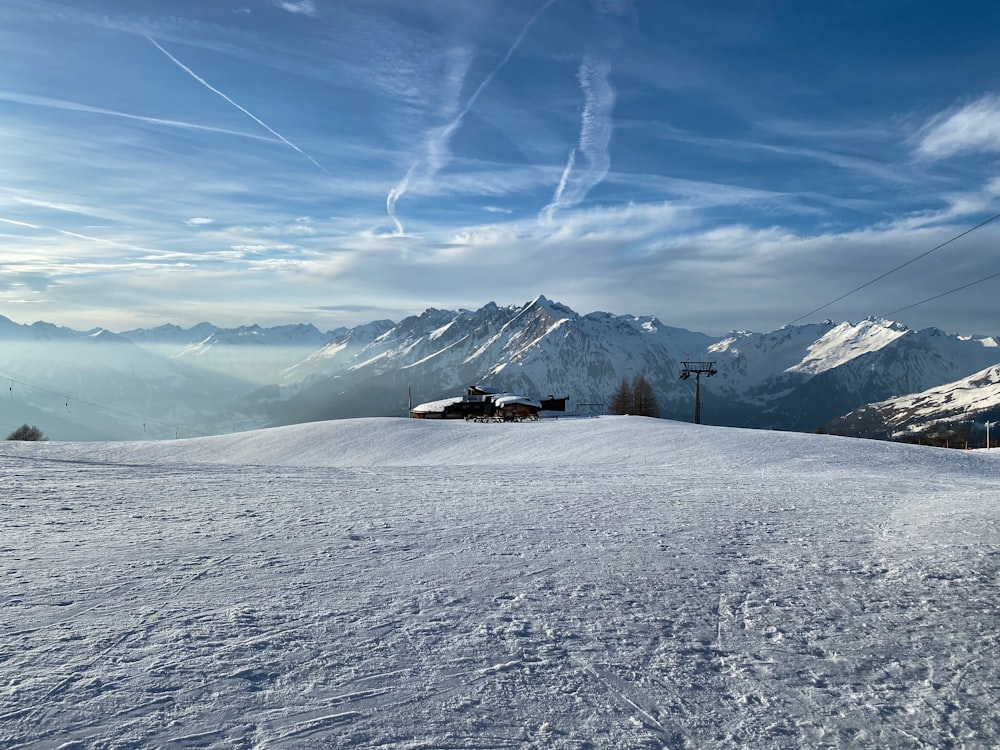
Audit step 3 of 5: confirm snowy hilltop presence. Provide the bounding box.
[4,416,1000,747]
[1,298,999,440]
[829,362,1000,442]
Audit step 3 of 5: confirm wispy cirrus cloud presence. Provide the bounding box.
[12,195,104,218]
[915,94,1000,160]
[593,0,633,14]
[276,1,319,17]
[385,0,557,235]
[0,271,56,293]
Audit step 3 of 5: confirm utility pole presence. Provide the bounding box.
[679,360,717,425]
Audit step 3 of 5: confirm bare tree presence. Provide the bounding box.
[609,375,660,417]
[609,377,634,415]
[631,375,660,418]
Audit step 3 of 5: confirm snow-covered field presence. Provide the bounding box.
[3,416,999,749]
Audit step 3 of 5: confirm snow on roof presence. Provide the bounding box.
[471,385,503,394]
[410,396,463,414]
[494,395,543,409]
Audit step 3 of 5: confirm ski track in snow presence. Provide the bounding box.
[2,417,999,748]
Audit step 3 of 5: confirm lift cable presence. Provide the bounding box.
[0,370,206,438]
[786,211,1000,326]
[882,269,1000,318]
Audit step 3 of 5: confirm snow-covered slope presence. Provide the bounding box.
[701,317,1000,430]
[789,318,910,375]
[830,363,1000,439]
[4,417,999,748]
[278,319,394,385]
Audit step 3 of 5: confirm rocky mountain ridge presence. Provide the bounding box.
[1,299,998,440]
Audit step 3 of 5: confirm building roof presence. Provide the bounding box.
[494,395,543,409]
[410,396,463,414]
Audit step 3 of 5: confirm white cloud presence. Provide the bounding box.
[185,217,214,226]
[915,94,1000,159]
[276,1,319,17]
[231,243,297,255]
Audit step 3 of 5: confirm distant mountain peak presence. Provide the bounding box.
[87,328,130,344]
[523,294,576,317]
[5,299,999,440]
[858,315,908,332]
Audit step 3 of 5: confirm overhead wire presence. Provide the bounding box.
[0,370,207,439]
[4,212,998,437]
[883,269,1000,317]
[786,211,1000,326]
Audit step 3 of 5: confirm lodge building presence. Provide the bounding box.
[410,386,568,421]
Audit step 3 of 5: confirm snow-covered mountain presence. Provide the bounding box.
[705,318,1000,430]
[248,296,719,425]
[4,299,999,440]
[0,315,255,440]
[245,298,1000,432]
[120,322,337,386]
[278,319,395,385]
[827,363,1000,440]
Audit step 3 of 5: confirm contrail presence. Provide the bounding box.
[544,148,576,222]
[460,0,558,119]
[0,90,280,143]
[0,217,42,230]
[147,36,329,174]
[541,55,615,220]
[540,0,626,221]
[2,216,170,256]
[386,0,558,234]
[386,164,416,235]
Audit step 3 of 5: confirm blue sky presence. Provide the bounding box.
[3,0,1000,335]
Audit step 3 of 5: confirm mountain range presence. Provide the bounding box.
[827,362,1000,442]
[1,296,998,441]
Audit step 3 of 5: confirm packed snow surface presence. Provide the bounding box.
[3,416,1000,748]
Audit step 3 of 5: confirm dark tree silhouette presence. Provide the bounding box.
[6,424,46,441]
[609,375,660,417]
[631,375,660,418]
[609,377,634,415]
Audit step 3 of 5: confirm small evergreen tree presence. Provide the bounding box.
[6,424,46,441]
